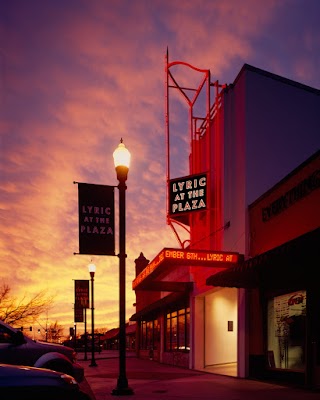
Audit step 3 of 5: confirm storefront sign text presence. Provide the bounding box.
[262,169,319,222]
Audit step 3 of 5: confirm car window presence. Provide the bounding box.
[0,326,14,343]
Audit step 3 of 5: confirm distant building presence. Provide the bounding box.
[101,323,136,350]
[130,60,320,389]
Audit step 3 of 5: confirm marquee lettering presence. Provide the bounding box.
[132,248,240,290]
[172,198,206,213]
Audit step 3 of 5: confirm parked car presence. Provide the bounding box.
[0,320,84,382]
[0,363,91,400]
[63,335,102,352]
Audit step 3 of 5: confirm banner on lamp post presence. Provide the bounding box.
[74,306,84,323]
[74,280,89,308]
[77,183,115,256]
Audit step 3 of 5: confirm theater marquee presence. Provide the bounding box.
[132,248,241,290]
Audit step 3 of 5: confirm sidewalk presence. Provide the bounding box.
[78,351,320,400]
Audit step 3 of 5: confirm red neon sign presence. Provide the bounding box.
[163,249,238,262]
[132,248,240,290]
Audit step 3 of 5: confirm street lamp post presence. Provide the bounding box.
[73,323,76,349]
[88,262,97,367]
[112,139,133,396]
[84,308,88,361]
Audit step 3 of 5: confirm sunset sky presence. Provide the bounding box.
[1,0,320,336]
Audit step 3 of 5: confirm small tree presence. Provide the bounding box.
[38,321,64,343]
[0,283,54,327]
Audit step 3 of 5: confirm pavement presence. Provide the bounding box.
[78,350,320,400]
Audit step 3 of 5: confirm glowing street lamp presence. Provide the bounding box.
[88,262,97,367]
[111,139,133,396]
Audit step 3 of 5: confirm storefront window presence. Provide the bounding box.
[165,307,190,351]
[267,291,306,371]
[140,321,146,350]
[171,311,178,350]
[153,319,160,350]
[140,319,159,350]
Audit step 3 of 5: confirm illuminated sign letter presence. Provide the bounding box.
[169,173,207,217]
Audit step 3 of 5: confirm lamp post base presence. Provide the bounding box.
[111,386,134,396]
[112,376,133,396]
[89,361,97,367]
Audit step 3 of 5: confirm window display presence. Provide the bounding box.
[267,291,306,370]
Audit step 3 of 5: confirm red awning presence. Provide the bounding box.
[206,228,320,290]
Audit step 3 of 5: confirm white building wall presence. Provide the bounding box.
[223,65,320,253]
[193,296,205,370]
[244,66,320,205]
[205,288,237,366]
[218,64,320,378]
